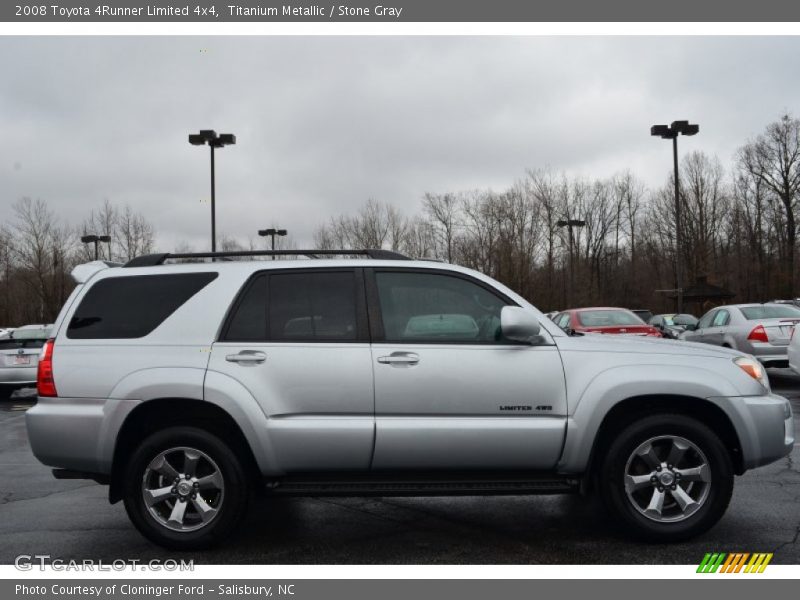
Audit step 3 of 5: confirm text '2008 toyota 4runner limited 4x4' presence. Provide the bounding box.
[26,249,794,549]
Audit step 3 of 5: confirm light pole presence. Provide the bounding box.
[258,228,288,259]
[557,219,586,307]
[80,234,111,261]
[651,120,699,313]
[189,130,236,253]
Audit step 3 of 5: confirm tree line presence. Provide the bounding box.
[2,113,799,326]
[316,114,800,314]
[0,198,155,325]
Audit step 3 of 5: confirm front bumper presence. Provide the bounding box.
[724,393,795,470]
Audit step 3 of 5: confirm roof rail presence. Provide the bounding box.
[123,249,411,268]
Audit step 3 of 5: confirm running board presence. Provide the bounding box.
[264,474,580,497]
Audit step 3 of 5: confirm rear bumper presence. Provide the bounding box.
[0,366,37,385]
[747,343,789,366]
[25,396,140,475]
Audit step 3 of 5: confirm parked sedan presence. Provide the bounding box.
[649,313,699,339]
[552,307,662,337]
[0,324,52,399]
[631,309,654,324]
[681,303,800,368]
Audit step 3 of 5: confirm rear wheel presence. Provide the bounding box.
[122,426,249,550]
[599,414,733,542]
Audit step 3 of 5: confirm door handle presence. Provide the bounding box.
[377,352,419,366]
[225,351,267,364]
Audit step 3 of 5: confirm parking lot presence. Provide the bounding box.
[0,372,798,566]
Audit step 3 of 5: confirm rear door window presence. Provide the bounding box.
[269,271,358,341]
[67,273,217,339]
[712,310,730,327]
[221,270,362,343]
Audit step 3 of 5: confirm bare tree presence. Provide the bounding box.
[116,204,155,261]
[423,192,460,263]
[12,198,73,322]
[738,114,800,296]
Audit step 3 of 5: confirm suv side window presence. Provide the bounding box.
[224,275,267,341]
[222,270,361,343]
[374,271,511,344]
[712,309,730,327]
[696,310,716,330]
[269,271,358,341]
[67,273,218,339]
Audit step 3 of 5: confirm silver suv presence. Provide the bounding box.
[26,250,795,550]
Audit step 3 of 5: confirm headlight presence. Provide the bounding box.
[734,356,770,390]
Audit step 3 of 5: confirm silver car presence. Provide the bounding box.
[0,324,52,399]
[24,252,794,550]
[681,303,800,367]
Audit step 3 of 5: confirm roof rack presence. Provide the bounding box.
[123,249,411,268]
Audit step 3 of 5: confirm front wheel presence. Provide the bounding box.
[599,414,734,542]
[122,426,249,550]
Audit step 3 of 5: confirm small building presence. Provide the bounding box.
[667,275,735,315]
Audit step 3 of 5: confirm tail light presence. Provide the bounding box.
[747,325,769,343]
[37,338,57,397]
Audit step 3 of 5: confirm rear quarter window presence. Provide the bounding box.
[66,273,218,339]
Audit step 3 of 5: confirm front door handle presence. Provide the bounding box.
[377,352,420,366]
[225,350,267,364]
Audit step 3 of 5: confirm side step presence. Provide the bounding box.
[265,474,580,497]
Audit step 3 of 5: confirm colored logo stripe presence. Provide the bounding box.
[697,552,773,573]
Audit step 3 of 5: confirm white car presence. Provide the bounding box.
[0,324,52,399]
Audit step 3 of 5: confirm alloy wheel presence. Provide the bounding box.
[141,446,225,532]
[623,435,712,523]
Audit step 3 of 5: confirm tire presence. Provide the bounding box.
[122,426,249,550]
[598,413,734,542]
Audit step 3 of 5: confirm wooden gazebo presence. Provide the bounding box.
[667,275,735,315]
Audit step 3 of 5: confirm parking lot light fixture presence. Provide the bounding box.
[258,227,288,259]
[81,234,111,261]
[557,219,586,306]
[188,130,237,253]
[651,120,699,313]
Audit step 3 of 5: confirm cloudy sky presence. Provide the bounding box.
[1,36,799,251]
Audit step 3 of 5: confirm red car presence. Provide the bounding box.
[552,307,662,337]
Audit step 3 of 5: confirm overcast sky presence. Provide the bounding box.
[1,36,799,251]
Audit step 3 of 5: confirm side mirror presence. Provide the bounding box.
[501,307,541,343]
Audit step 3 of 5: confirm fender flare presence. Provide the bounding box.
[558,364,742,473]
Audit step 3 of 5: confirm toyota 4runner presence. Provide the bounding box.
[26,249,795,549]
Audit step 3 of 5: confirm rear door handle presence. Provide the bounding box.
[377,352,419,366]
[225,350,267,364]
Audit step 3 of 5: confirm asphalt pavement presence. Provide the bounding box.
[0,376,798,565]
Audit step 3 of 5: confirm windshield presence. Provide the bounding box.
[740,305,800,320]
[664,314,698,326]
[577,310,644,327]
